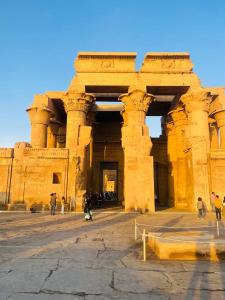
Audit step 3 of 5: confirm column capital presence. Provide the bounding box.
[211,109,225,128]
[180,89,212,113]
[49,120,62,134]
[26,106,54,125]
[63,91,95,113]
[119,89,155,113]
[168,107,187,126]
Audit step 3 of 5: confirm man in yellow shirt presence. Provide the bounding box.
[214,195,223,221]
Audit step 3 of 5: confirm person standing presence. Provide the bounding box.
[214,195,223,221]
[197,197,204,218]
[50,193,57,215]
[210,192,216,212]
[61,196,66,214]
[83,193,93,221]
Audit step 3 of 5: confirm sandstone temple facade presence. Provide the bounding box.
[0,52,225,212]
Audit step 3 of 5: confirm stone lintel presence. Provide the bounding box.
[140,52,193,73]
[75,52,137,73]
[45,91,65,99]
[95,104,123,112]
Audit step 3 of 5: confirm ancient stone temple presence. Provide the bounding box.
[0,52,225,212]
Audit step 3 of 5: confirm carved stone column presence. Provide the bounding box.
[119,90,155,212]
[166,121,177,207]
[63,91,95,211]
[56,126,66,148]
[168,107,188,209]
[27,106,53,148]
[47,120,62,148]
[209,117,219,149]
[212,109,225,149]
[181,89,213,210]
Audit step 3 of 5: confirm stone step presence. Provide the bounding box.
[8,203,27,211]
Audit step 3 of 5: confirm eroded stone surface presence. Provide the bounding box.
[0,212,225,300]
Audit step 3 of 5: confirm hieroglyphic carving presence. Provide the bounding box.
[23,148,69,158]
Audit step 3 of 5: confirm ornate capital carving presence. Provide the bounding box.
[63,91,95,113]
[119,90,155,113]
[180,89,212,113]
[168,107,187,125]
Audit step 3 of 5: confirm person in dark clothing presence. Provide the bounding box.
[197,197,204,218]
[50,193,57,215]
[83,193,93,221]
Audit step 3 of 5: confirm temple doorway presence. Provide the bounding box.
[91,105,124,208]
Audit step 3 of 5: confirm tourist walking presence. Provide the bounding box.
[50,193,57,215]
[197,197,204,218]
[83,193,93,221]
[210,192,216,212]
[61,196,66,214]
[214,195,223,221]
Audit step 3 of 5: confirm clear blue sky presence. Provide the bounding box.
[0,0,225,147]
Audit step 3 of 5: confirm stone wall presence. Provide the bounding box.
[0,149,13,208]
[0,148,69,210]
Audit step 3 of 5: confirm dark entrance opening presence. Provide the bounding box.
[93,162,120,208]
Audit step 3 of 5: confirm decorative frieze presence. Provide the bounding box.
[0,148,13,158]
[74,52,136,73]
[140,52,193,73]
[23,148,69,159]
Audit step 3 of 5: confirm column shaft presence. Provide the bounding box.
[31,123,48,148]
[66,110,86,148]
[220,126,225,148]
[119,89,155,213]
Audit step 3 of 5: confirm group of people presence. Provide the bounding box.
[86,192,118,208]
[49,193,67,215]
[197,192,225,220]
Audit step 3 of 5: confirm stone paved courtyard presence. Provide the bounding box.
[0,211,225,300]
